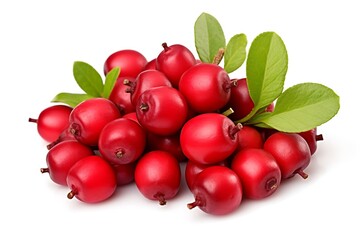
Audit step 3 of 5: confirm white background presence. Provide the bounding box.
[1,0,359,239]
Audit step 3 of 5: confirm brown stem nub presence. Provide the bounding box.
[316,134,324,141]
[47,140,59,150]
[123,79,131,86]
[40,168,49,173]
[265,177,278,191]
[162,42,169,51]
[67,190,76,199]
[154,193,167,206]
[297,170,309,179]
[28,118,38,123]
[115,149,125,158]
[139,103,149,112]
[222,108,234,117]
[187,199,202,210]
[69,123,80,137]
[212,48,225,65]
[228,123,243,140]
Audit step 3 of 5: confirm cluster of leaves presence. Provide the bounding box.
[194,12,340,133]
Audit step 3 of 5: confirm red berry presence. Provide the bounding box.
[156,43,196,87]
[104,49,147,78]
[126,69,172,106]
[237,126,263,150]
[179,63,232,113]
[298,128,323,155]
[41,140,93,186]
[136,86,188,136]
[264,132,311,180]
[112,162,136,186]
[122,112,141,125]
[231,148,281,199]
[144,58,157,70]
[226,78,254,121]
[187,166,242,215]
[134,151,181,205]
[69,98,121,146]
[109,77,136,115]
[146,132,186,162]
[180,113,240,165]
[29,105,72,142]
[46,125,77,150]
[66,156,117,203]
[98,118,146,165]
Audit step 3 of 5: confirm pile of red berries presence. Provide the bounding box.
[29,42,326,215]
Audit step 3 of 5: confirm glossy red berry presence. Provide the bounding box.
[46,125,77,150]
[40,140,93,186]
[136,86,188,136]
[112,162,136,186]
[29,105,72,142]
[179,63,232,113]
[109,77,136,115]
[134,151,181,205]
[98,118,146,165]
[144,58,157,70]
[66,155,117,203]
[237,126,263,150]
[146,132,186,162]
[104,49,147,78]
[264,132,311,180]
[180,113,240,165]
[231,148,281,199]
[185,160,227,192]
[125,69,172,106]
[156,43,196,87]
[122,112,140,125]
[226,78,254,121]
[187,166,242,215]
[298,128,323,155]
[69,98,121,146]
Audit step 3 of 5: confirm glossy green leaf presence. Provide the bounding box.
[224,34,247,73]
[73,61,103,97]
[102,67,120,99]
[51,92,93,107]
[248,83,340,132]
[242,32,288,122]
[194,12,226,63]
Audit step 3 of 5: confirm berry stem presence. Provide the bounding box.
[40,168,49,173]
[139,103,149,112]
[154,193,167,206]
[265,177,278,191]
[187,198,202,210]
[297,170,308,179]
[162,42,169,51]
[69,123,80,137]
[47,140,59,150]
[28,118,38,123]
[212,48,225,65]
[228,123,243,140]
[316,134,324,141]
[67,190,77,199]
[115,149,125,158]
[222,108,234,117]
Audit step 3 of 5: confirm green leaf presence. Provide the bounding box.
[248,83,340,132]
[102,67,120,99]
[224,34,247,73]
[241,32,288,122]
[51,92,93,107]
[73,61,104,97]
[194,12,226,63]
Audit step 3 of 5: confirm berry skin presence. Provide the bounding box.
[264,132,311,180]
[109,77,136,115]
[112,162,136,186]
[136,86,188,136]
[98,118,146,165]
[134,151,181,205]
[237,126,263,150]
[69,98,121,146]
[187,166,243,215]
[180,113,240,165]
[231,148,281,199]
[104,49,147,78]
[66,155,117,203]
[298,128,323,155]
[156,43,196,87]
[46,125,77,150]
[41,140,94,186]
[29,105,72,142]
[179,63,232,113]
